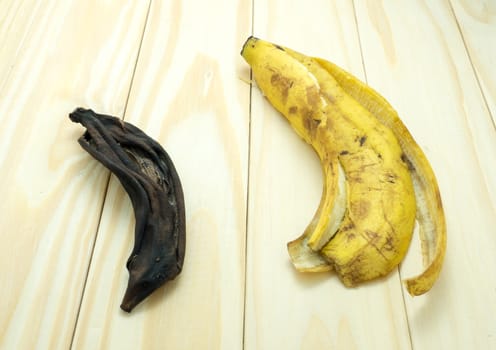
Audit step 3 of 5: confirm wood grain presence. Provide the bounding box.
[450,0,496,124]
[355,0,496,348]
[0,1,150,349]
[71,0,251,349]
[245,1,411,349]
[1,0,495,349]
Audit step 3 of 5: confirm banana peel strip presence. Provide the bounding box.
[315,58,447,296]
[288,159,347,272]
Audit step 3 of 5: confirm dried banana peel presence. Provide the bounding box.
[241,36,446,296]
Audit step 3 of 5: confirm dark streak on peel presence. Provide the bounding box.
[359,135,367,146]
[69,108,186,313]
[401,153,415,172]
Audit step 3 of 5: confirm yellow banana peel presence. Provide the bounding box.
[241,36,446,296]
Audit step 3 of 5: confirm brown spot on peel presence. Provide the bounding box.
[351,200,371,219]
[359,136,367,146]
[270,73,292,104]
[306,86,321,109]
[289,106,298,114]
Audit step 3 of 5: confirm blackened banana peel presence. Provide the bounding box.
[69,108,186,312]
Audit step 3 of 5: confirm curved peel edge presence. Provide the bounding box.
[287,235,333,272]
[287,159,347,271]
[307,159,348,251]
[315,58,447,296]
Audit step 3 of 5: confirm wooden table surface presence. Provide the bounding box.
[1,1,495,349]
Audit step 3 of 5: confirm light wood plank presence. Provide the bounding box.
[0,1,150,349]
[354,1,496,348]
[2,1,494,348]
[450,0,496,124]
[245,1,412,349]
[0,0,40,87]
[71,0,251,349]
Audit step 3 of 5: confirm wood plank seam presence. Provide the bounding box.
[242,71,253,350]
[353,2,415,349]
[444,1,496,216]
[447,0,496,132]
[122,0,154,120]
[351,0,368,82]
[351,2,415,349]
[243,3,254,349]
[68,176,112,350]
[67,1,153,348]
